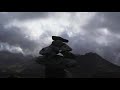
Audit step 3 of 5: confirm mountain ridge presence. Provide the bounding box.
[0,51,120,78]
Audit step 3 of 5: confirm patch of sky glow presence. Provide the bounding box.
[3,12,97,55]
[97,28,111,36]
[95,28,112,46]
[5,12,96,40]
[0,42,24,54]
[0,12,8,14]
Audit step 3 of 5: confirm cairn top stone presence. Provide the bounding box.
[52,36,69,43]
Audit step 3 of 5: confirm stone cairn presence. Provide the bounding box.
[36,36,77,78]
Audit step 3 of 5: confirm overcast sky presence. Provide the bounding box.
[0,12,120,65]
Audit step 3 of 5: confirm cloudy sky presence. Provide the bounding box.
[0,12,120,65]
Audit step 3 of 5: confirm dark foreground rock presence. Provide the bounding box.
[36,55,78,78]
[1,51,120,78]
[70,52,120,78]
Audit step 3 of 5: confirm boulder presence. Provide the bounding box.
[60,51,75,59]
[36,55,77,69]
[60,44,72,52]
[51,40,65,48]
[52,36,69,43]
[39,45,59,56]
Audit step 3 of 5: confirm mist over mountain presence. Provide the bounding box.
[0,51,32,65]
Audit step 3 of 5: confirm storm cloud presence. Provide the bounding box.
[0,12,120,65]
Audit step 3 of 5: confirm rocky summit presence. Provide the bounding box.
[0,51,120,78]
[1,36,120,78]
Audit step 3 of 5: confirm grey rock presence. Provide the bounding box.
[39,45,59,57]
[36,55,78,69]
[51,40,65,48]
[52,36,69,43]
[60,44,72,52]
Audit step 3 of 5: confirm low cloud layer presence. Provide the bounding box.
[0,12,120,65]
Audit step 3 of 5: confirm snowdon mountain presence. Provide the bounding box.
[71,52,120,78]
[0,51,120,78]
